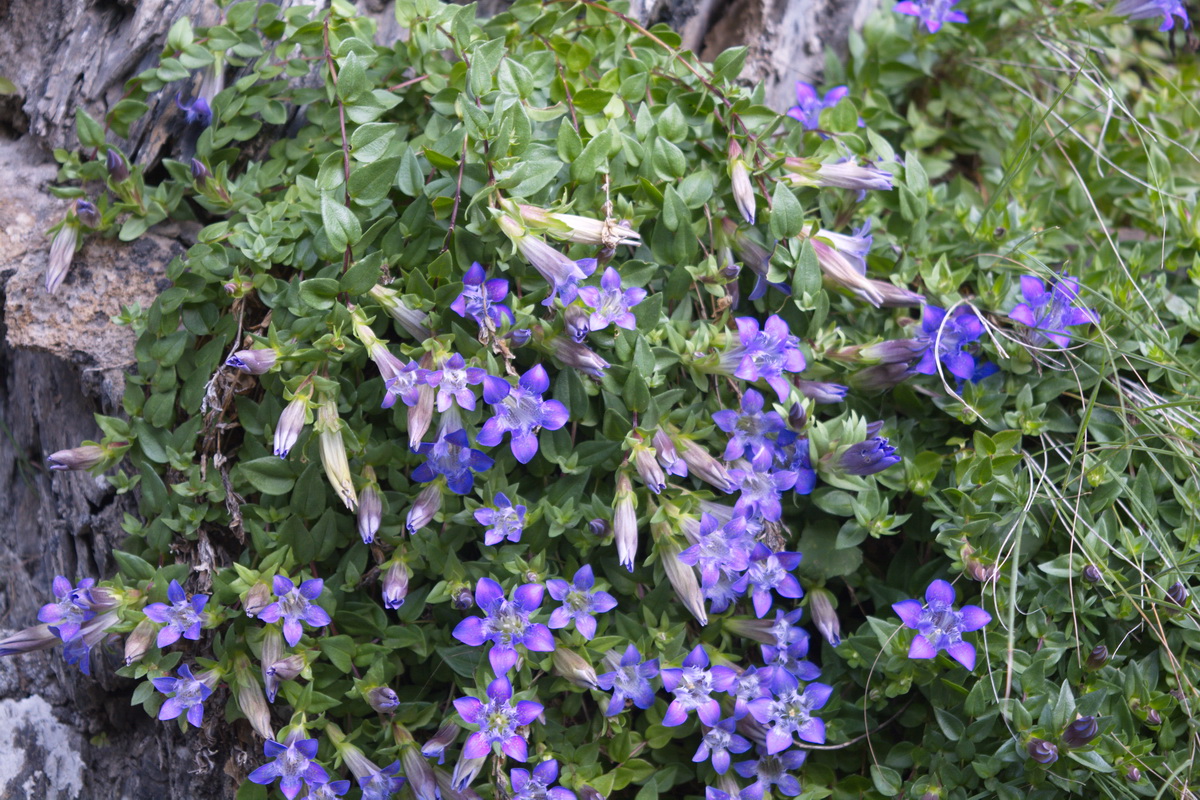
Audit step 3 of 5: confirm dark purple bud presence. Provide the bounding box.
[366,686,401,714]
[106,149,130,182]
[1062,716,1098,748]
[588,518,610,536]
[787,402,807,430]
[1026,738,1058,764]
[795,379,848,404]
[1145,709,1161,726]
[1167,581,1189,609]
[191,158,211,186]
[226,348,277,374]
[564,304,591,343]
[920,791,942,800]
[1085,644,1108,670]
[507,328,532,347]
[1125,767,1141,783]
[74,199,101,229]
[578,785,606,800]
[839,436,901,476]
[47,445,106,471]
[1081,564,1102,584]
[848,362,918,392]
[451,584,473,611]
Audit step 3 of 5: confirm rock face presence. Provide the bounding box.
[0,0,872,797]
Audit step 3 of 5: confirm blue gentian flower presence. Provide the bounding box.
[893,0,969,32]
[38,576,96,641]
[1113,0,1189,30]
[452,578,556,674]
[838,436,901,476]
[774,432,816,494]
[452,262,514,328]
[511,759,576,800]
[760,637,822,694]
[712,389,787,462]
[474,493,527,545]
[734,749,807,797]
[892,579,991,669]
[257,575,332,648]
[694,718,752,774]
[425,353,487,413]
[748,682,834,751]
[704,574,743,615]
[546,565,617,641]
[767,608,807,649]
[706,786,759,800]
[454,676,544,761]
[151,663,212,727]
[1009,273,1097,348]
[726,316,807,401]
[728,666,769,720]
[142,579,208,648]
[175,94,212,126]
[307,780,352,799]
[597,644,660,716]
[735,545,804,618]
[729,459,796,522]
[358,762,406,800]
[476,365,570,464]
[247,735,330,800]
[787,82,851,130]
[577,266,646,333]
[914,306,992,381]
[412,424,495,495]
[660,645,738,726]
[382,360,428,410]
[679,513,754,589]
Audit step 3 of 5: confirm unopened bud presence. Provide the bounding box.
[106,149,130,182]
[226,348,277,374]
[47,444,106,471]
[358,482,382,544]
[260,627,283,702]
[552,648,600,689]
[1062,715,1099,748]
[190,158,211,186]
[0,624,61,657]
[809,588,841,647]
[1167,581,1189,610]
[577,785,606,800]
[614,472,638,572]
[651,429,688,477]
[1026,738,1058,764]
[316,393,358,511]
[787,402,807,430]
[244,582,272,618]
[1125,767,1141,783]
[451,754,487,792]
[632,442,666,494]
[727,140,756,225]
[274,392,309,458]
[46,221,80,294]
[1081,564,1102,584]
[1145,709,1161,726]
[395,726,438,800]
[367,686,401,714]
[588,518,610,537]
[507,328,532,347]
[675,436,734,492]
[451,584,474,611]
[656,526,707,625]
[123,618,157,665]
[266,654,305,682]
[407,483,442,534]
[564,304,591,343]
[547,335,610,379]
[74,199,100,229]
[421,721,458,764]
[382,560,410,610]
[409,353,436,447]
[233,653,274,740]
[367,285,432,341]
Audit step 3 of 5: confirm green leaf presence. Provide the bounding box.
[792,239,821,296]
[468,38,506,96]
[713,46,748,82]
[570,128,613,182]
[556,120,582,162]
[341,255,382,296]
[769,181,804,239]
[319,635,357,673]
[397,146,425,197]
[112,550,156,582]
[237,457,296,495]
[656,104,686,142]
[870,765,902,796]
[350,123,397,163]
[661,186,689,232]
[299,278,342,311]
[321,194,362,252]
[349,156,402,206]
[107,99,150,139]
[337,51,369,102]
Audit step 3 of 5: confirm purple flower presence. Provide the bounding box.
[794,380,848,405]
[913,306,991,381]
[726,316,807,401]
[578,267,646,333]
[773,433,816,494]
[452,262,514,328]
[734,545,803,618]
[382,360,428,410]
[546,565,617,640]
[476,365,570,464]
[597,644,660,716]
[748,682,834,751]
[151,663,212,727]
[307,781,352,799]
[694,718,752,774]
[226,348,277,374]
[893,0,969,32]
[734,750,807,797]
[729,459,796,522]
[1009,273,1097,348]
[838,436,901,476]
[452,578,556,674]
[893,579,990,669]
[728,667,769,720]
[247,736,330,800]
[679,514,754,589]
[704,575,743,615]
[358,762,406,800]
[142,579,208,648]
[474,493,527,545]
[787,82,851,130]
[257,575,332,648]
[454,676,544,761]
[767,608,807,649]
[38,576,96,641]
[660,645,738,727]
[712,389,787,463]
[511,759,576,800]
[425,353,487,412]
[1113,0,1189,30]
[760,636,822,695]
[175,93,212,126]
[412,426,495,495]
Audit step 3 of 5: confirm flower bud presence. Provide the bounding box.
[588,518,610,537]
[564,303,591,343]
[394,724,439,800]
[46,220,80,294]
[783,156,894,191]
[577,785,606,800]
[651,429,688,477]
[1081,564,1102,584]
[421,721,458,763]
[1026,738,1058,764]
[451,584,474,611]
[722,617,775,645]
[406,483,442,534]
[507,328,532,347]
[316,393,358,511]
[552,647,600,689]
[274,391,309,458]
[233,653,274,740]
[47,445,106,471]
[675,436,734,492]
[357,481,382,544]
[409,352,436,447]
[547,335,610,378]
[1167,581,1189,610]
[727,140,756,224]
[382,560,410,610]
[243,582,272,618]
[1085,644,1109,670]
[515,203,641,248]
[74,199,100,229]
[614,472,638,572]
[1125,767,1141,783]
[1145,709,1161,726]
[451,754,487,792]
[0,624,61,657]
[795,379,848,405]
[367,686,401,714]
[106,149,130,182]
[632,441,666,494]
[226,348,278,375]
[260,626,284,702]
[123,618,157,665]
[1061,715,1099,748]
[367,285,433,341]
[787,402,807,430]
[660,539,708,625]
[266,654,305,682]
[190,158,210,186]
[809,588,841,647]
